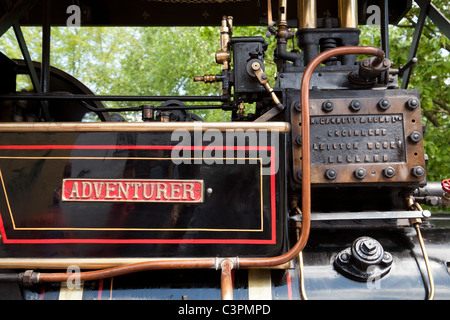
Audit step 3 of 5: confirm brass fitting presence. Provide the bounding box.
[215,16,233,70]
[193,75,221,83]
[251,61,283,109]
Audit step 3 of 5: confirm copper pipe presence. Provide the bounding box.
[338,0,358,28]
[34,46,384,286]
[240,46,384,269]
[38,259,216,283]
[220,259,234,300]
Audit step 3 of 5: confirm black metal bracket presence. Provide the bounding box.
[402,0,450,89]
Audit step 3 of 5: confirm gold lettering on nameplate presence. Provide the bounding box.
[62,179,204,203]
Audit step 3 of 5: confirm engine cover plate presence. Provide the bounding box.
[0,122,288,263]
[291,89,426,185]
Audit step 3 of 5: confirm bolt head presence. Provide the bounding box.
[409,131,421,143]
[354,168,366,179]
[325,168,337,180]
[411,166,425,178]
[406,98,419,110]
[361,239,377,254]
[378,99,390,111]
[383,166,396,178]
[349,100,361,112]
[295,135,302,146]
[322,100,334,112]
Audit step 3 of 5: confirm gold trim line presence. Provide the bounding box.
[0,122,291,132]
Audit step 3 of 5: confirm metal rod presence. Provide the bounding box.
[2,0,42,95]
[416,0,450,40]
[298,251,308,300]
[12,24,41,93]
[398,57,418,76]
[80,101,225,114]
[414,222,435,300]
[39,0,51,120]
[297,0,316,29]
[401,1,430,89]
[338,0,358,28]
[278,0,288,26]
[380,0,390,60]
[0,0,38,37]
[296,228,308,300]
[0,94,227,102]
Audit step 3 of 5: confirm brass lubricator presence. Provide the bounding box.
[194,15,233,83]
[216,15,233,70]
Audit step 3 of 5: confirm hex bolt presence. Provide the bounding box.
[411,166,425,178]
[295,135,302,146]
[324,168,337,180]
[291,100,301,112]
[406,98,419,110]
[409,131,422,143]
[322,100,334,112]
[383,166,396,178]
[349,100,361,112]
[354,168,366,180]
[378,98,390,111]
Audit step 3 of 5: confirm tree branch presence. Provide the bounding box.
[404,16,450,52]
[423,109,441,127]
[432,99,450,114]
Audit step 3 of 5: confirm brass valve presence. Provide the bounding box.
[215,16,233,70]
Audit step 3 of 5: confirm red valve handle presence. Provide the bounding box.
[442,179,450,193]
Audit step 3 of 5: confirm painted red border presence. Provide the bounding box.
[0,145,277,245]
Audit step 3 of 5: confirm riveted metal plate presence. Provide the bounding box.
[291,89,426,185]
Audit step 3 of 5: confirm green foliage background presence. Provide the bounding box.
[0,1,448,183]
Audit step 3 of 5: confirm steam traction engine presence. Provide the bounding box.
[0,0,448,301]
